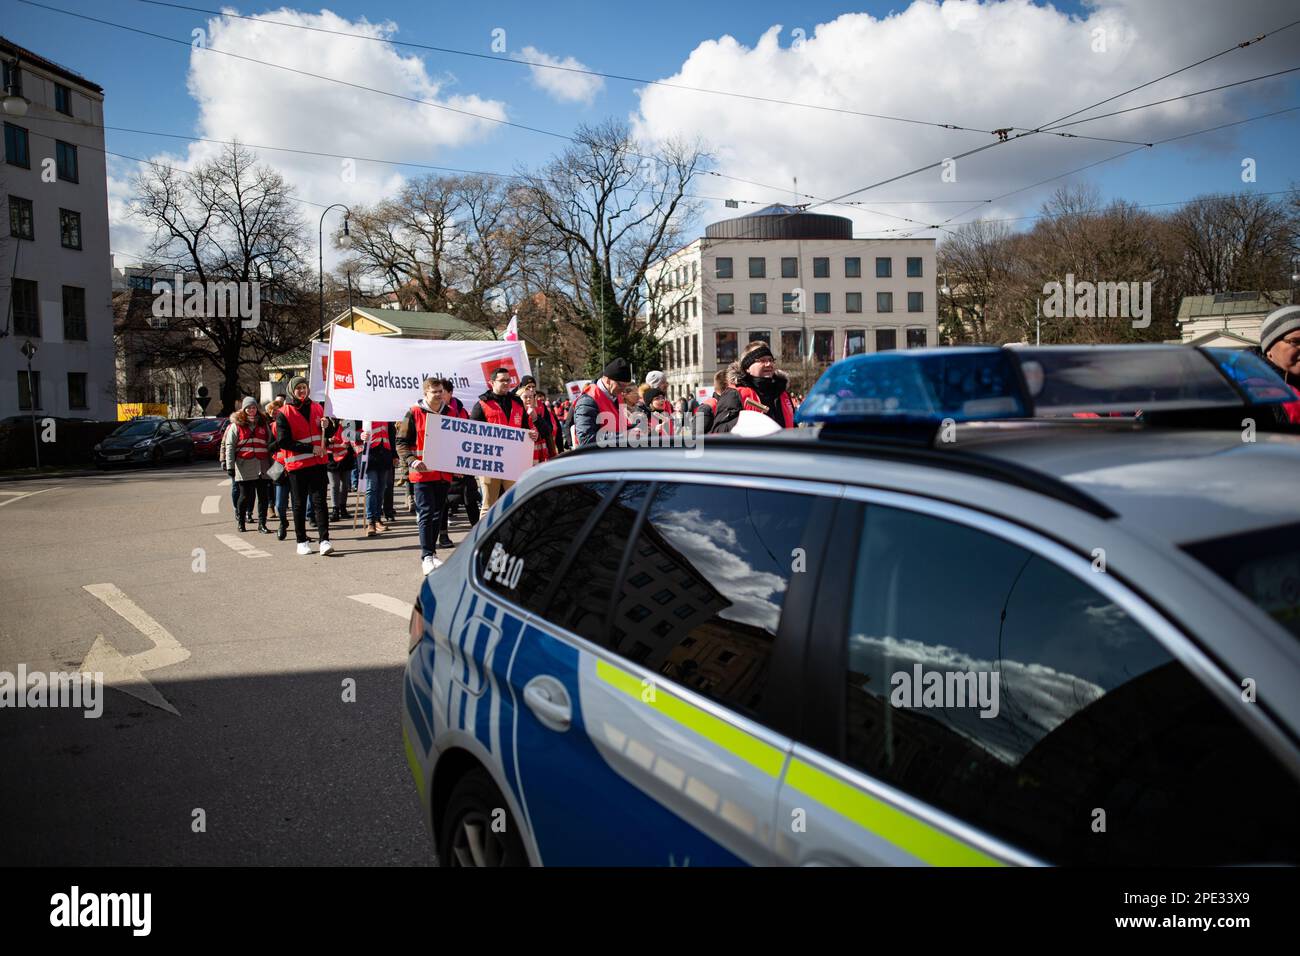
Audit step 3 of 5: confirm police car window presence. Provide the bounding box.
[545,483,650,643]
[1183,523,1300,640]
[841,504,1299,865]
[600,482,818,718]
[475,482,611,614]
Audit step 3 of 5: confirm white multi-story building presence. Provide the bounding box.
[1,38,115,420]
[649,205,937,400]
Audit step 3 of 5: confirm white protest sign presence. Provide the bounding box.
[421,414,534,482]
[309,341,330,401]
[325,324,532,422]
[695,386,711,403]
[565,379,592,401]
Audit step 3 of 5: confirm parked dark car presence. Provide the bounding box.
[186,416,230,460]
[93,418,194,468]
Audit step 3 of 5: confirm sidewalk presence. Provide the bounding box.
[0,466,104,483]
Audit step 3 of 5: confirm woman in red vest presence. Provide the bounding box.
[273,375,340,556]
[224,396,272,533]
[361,420,395,538]
[734,341,796,428]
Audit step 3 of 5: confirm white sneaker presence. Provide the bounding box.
[296,542,313,556]
[320,540,335,556]
[421,555,443,575]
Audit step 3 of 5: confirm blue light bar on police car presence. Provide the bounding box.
[796,348,1027,425]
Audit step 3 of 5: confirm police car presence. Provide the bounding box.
[402,345,1300,866]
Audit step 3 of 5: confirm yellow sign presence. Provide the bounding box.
[116,403,170,421]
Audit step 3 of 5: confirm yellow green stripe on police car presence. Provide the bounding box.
[786,758,1004,866]
[595,658,785,778]
[402,725,426,802]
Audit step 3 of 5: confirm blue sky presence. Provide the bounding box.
[6,0,1297,259]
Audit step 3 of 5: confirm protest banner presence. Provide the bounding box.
[309,341,330,401]
[565,380,592,401]
[324,325,532,422]
[695,386,712,403]
[420,413,534,483]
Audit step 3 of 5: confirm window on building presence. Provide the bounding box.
[813,257,829,278]
[9,195,33,239]
[814,292,831,314]
[62,286,86,341]
[813,329,834,363]
[846,291,862,314]
[67,372,87,410]
[782,292,798,314]
[692,261,698,282]
[907,256,923,278]
[875,328,897,351]
[845,329,867,356]
[717,293,734,315]
[54,83,73,116]
[781,257,798,279]
[749,329,771,346]
[748,257,766,279]
[12,278,39,337]
[877,291,894,313]
[716,330,738,364]
[4,122,30,168]
[749,292,767,314]
[845,256,861,278]
[908,291,924,313]
[907,328,928,349]
[781,329,804,363]
[716,257,733,279]
[18,370,41,411]
[841,503,1300,865]
[875,256,892,279]
[59,209,81,250]
[56,141,79,182]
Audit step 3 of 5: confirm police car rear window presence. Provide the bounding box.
[1182,523,1300,640]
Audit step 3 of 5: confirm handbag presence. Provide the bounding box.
[266,460,285,482]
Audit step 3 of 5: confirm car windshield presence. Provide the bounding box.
[1183,523,1300,640]
[111,421,160,438]
[187,419,221,433]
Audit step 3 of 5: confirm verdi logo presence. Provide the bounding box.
[332,350,355,389]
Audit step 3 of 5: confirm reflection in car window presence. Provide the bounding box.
[843,505,1299,864]
[111,421,158,437]
[599,482,817,717]
[476,482,611,615]
[1183,523,1300,640]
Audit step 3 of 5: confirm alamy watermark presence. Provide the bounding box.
[152,274,261,328]
[594,412,703,457]
[1041,273,1151,329]
[0,665,103,718]
[891,664,1000,718]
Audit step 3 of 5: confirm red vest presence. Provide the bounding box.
[479,394,525,429]
[367,422,392,451]
[328,423,351,463]
[235,422,270,461]
[736,385,795,428]
[408,404,455,483]
[581,382,624,437]
[281,402,327,470]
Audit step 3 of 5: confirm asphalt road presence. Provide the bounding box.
[0,460,457,865]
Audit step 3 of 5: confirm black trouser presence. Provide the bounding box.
[288,465,330,544]
[439,474,481,532]
[237,478,269,524]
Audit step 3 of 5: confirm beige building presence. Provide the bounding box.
[2,38,115,420]
[649,205,938,399]
[1176,290,1294,348]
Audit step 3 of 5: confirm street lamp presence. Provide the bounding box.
[21,339,39,469]
[3,58,30,118]
[318,204,350,342]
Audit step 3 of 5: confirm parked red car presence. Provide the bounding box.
[186,417,230,460]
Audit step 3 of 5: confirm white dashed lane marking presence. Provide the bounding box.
[215,533,271,559]
[218,478,232,487]
[201,495,220,514]
[348,593,414,619]
[0,487,61,508]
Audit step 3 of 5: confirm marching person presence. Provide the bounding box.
[537,388,562,456]
[326,420,357,522]
[734,341,796,428]
[223,396,272,533]
[697,368,730,434]
[265,398,294,539]
[439,377,480,536]
[643,387,675,440]
[471,367,538,509]
[1258,305,1300,424]
[273,375,338,556]
[362,420,396,538]
[708,363,744,434]
[518,377,555,463]
[573,358,632,447]
[397,378,457,575]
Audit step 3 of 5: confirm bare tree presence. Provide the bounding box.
[1169,191,1297,298]
[129,143,313,414]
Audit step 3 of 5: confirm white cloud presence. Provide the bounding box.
[518,45,604,104]
[110,8,508,270]
[631,0,1300,235]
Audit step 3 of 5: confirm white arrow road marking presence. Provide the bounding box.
[0,487,61,508]
[80,583,192,715]
[201,495,220,514]
[215,533,271,559]
[218,477,232,487]
[348,593,414,619]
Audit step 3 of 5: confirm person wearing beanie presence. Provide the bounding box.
[645,369,666,390]
[1257,304,1300,424]
[642,387,676,439]
[573,358,632,447]
[221,396,273,533]
[733,341,795,429]
[273,374,340,555]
